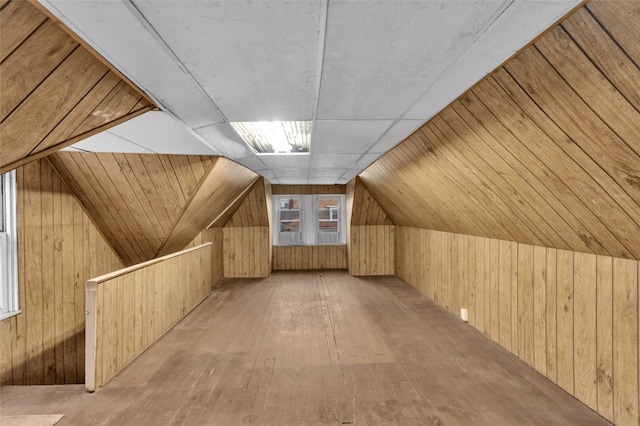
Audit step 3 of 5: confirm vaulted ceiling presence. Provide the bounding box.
[37,0,582,184]
[361,0,640,261]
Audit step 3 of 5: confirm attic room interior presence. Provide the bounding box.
[1,0,639,424]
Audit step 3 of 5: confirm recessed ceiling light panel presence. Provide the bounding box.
[230,121,311,155]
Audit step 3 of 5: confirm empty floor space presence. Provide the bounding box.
[1,271,608,425]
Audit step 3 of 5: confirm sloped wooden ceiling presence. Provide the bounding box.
[0,0,155,174]
[225,178,270,227]
[360,0,640,261]
[48,153,256,265]
[157,157,258,257]
[349,178,393,226]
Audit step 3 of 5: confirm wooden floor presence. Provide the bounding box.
[1,271,610,425]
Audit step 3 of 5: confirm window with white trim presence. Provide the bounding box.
[1,170,19,320]
[273,195,345,246]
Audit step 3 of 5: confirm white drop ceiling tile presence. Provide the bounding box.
[259,155,311,171]
[273,169,309,184]
[257,169,276,180]
[310,154,360,169]
[368,120,424,154]
[308,169,348,180]
[235,155,268,172]
[313,120,393,154]
[340,169,361,181]
[317,0,509,119]
[405,0,582,120]
[195,123,253,158]
[309,178,342,185]
[69,131,154,154]
[352,153,382,171]
[107,111,217,155]
[40,0,225,129]
[133,0,319,122]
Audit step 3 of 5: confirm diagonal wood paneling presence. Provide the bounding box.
[349,177,392,226]
[48,152,216,266]
[0,0,155,174]
[225,177,270,227]
[158,157,258,257]
[360,0,640,261]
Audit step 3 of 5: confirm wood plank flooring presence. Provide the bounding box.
[0,271,610,425]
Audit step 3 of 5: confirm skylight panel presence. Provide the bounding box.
[230,121,311,154]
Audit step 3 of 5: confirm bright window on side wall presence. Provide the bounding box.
[1,170,19,320]
[273,195,345,246]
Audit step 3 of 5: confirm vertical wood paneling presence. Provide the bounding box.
[0,159,124,386]
[222,178,270,278]
[573,252,597,411]
[394,227,640,422]
[273,246,347,271]
[556,250,575,395]
[271,185,346,195]
[85,243,212,391]
[612,258,639,425]
[596,255,613,421]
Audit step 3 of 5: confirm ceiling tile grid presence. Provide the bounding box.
[43,0,581,184]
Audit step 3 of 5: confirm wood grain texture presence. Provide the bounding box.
[0,1,154,173]
[159,158,258,257]
[85,243,212,391]
[222,178,271,278]
[360,1,640,261]
[273,246,347,270]
[0,159,124,386]
[346,178,394,276]
[271,185,346,195]
[225,178,270,227]
[394,226,640,423]
[48,153,216,266]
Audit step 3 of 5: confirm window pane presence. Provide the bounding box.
[280,210,299,221]
[318,221,338,233]
[279,198,300,209]
[280,220,300,232]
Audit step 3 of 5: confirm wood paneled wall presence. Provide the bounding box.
[202,228,224,286]
[360,0,640,261]
[0,159,124,386]
[273,245,347,270]
[350,226,394,276]
[271,185,346,195]
[85,243,212,391]
[48,152,216,265]
[346,178,394,276]
[0,1,154,174]
[223,227,271,278]
[395,226,639,425]
[222,178,271,278]
[48,153,257,264]
[158,157,258,257]
[271,184,348,271]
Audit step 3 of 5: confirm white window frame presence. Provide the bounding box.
[1,170,20,320]
[273,194,346,246]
